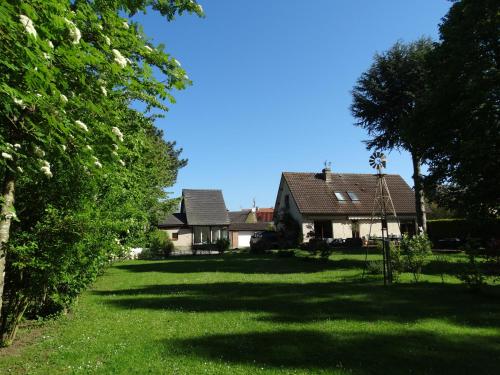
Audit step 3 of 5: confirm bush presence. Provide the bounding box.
[400,234,432,282]
[366,260,384,275]
[215,238,230,254]
[427,218,500,244]
[145,230,173,259]
[458,238,486,291]
[375,240,403,283]
[304,239,332,258]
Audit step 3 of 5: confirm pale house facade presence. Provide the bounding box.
[273,166,418,242]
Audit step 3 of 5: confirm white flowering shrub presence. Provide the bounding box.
[0,0,203,346]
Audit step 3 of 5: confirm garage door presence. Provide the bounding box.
[238,232,253,248]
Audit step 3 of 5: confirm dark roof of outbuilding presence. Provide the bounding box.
[280,172,417,215]
[158,213,187,227]
[229,210,251,223]
[182,189,230,226]
[229,222,272,231]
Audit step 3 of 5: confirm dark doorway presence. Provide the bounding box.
[400,221,416,236]
[351,220,360,238]
[314,220,332,239]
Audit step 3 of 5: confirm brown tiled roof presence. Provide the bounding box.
[282,172,416,215]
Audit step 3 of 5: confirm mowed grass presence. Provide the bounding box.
[1,251,500,374]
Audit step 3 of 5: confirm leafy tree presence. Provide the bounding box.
[0,0,201,344]
[423,0,499,218]
[351,39,434,233]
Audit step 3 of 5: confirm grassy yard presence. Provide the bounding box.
[1,251,500,374]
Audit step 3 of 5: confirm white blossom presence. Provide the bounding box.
[43,52,50,60]
[41,160,50,168]
[13,98,25,107]
[122,21,129,29]
[94,160,103,168]
[111,126,124,142]
[183,74,189,80]
[17,166,23,173]
[48,40,54,49]
[97,24,103,30]
[60,94,68,103]
[118,159,126,167]
[104,35,111,46]
[112,151,118,157]
[1,152,13,160]
[173,59,181,67]
[86,145,92,150]
[112,144,119,150]
[64,18,81,44]
[197,4,203,13]
[100,86,107,96]
[14,144,21,149]
[34,146,45,158]
[62,145,67,151]
[75,120,88,132]
[112,49,127,68]
[144,45,153,53]
[41,165,52,178]
[36,93,42,98]
[20,15,37,38]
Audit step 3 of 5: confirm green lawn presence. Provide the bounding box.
[1,251,500,374]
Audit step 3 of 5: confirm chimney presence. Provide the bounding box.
[322,161,332,183]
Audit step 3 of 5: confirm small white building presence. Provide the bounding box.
[273,166,419,242]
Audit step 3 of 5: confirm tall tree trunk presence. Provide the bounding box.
[411,152,427,233]
[0,171,15,324]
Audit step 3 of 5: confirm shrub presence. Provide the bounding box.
[146,230,174,259]
[458,238,486,291]
[304,239,332,258]
[215,238,230,254]
[427,218,500,243]
[400,234,432,282]
[366,260,384,275]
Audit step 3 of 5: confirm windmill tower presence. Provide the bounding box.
[365,151,400,285]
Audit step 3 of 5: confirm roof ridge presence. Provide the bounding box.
[283,171,401,176]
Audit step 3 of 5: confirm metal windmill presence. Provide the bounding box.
[364,151,400,285]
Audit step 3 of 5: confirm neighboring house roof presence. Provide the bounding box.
[158,213,187,227]
[229,210,252,223]
[279,172,417,215]
[229,222,271,231]
[256,208,274,222]
[182,189,230,226]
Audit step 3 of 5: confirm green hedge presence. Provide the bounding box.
[427,219,500,241]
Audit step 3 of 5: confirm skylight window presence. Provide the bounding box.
[334,192,346,201]
[347,191,360,201]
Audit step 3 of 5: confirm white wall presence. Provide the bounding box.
[359,220,401,238]
[162,228,192,250]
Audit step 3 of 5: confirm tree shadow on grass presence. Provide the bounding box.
[95,281,500,328]
[166,329,500,374]
[115,254,368,275]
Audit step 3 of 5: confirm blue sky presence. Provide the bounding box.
[134,0,452,211]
